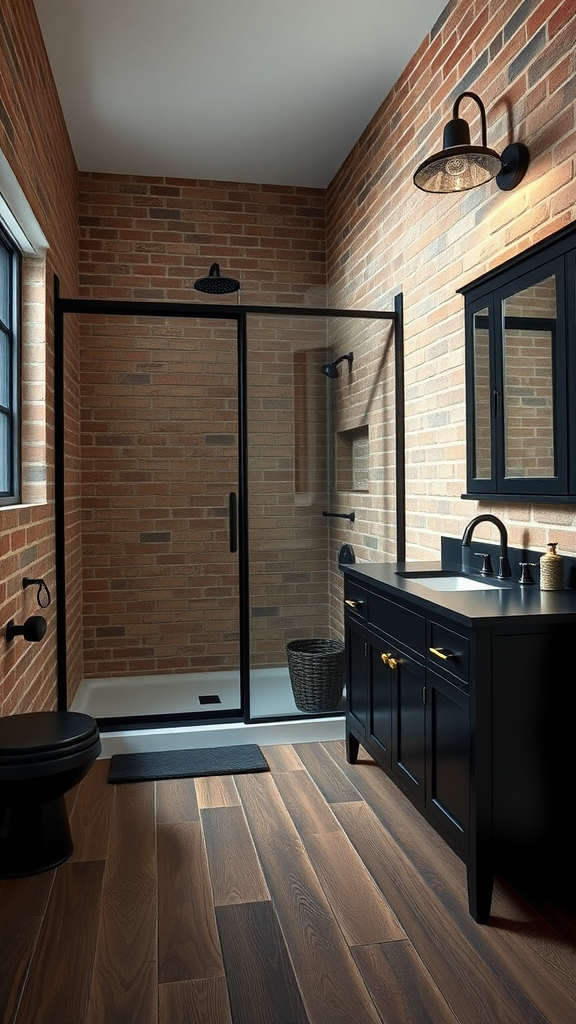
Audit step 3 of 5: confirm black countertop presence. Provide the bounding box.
[342,560,576,628]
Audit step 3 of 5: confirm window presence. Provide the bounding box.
[460,222,576,503]
[0,224,20,504]
[1,148,49,507]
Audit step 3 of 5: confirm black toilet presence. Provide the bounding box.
[0,711,101,878]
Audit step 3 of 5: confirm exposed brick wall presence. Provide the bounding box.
[3,0,576,709]
[326,0,576,562]
[0,0,79,715]
[77,174,326,306]
[76,176,329,678]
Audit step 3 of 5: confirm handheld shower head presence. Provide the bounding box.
[321,352,354,379]
[194,262,240,295]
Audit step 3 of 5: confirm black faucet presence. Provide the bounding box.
[461,514,512,579]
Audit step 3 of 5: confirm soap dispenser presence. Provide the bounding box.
[539,542,563,591]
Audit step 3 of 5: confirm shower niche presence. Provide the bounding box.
[336,426,370,493]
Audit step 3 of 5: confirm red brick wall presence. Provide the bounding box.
[0,0,79,715]
[3,0,576,710]
[326,0,576,561]
[76,175,328,678]
[78,174,326,305]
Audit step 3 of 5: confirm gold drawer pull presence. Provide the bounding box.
[345,599,363,609]
[429,647,455,661]
[381,652,399,669]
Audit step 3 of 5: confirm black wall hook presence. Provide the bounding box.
[23,577,51,608]
[6,615,47,643]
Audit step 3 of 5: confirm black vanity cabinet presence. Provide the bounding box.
[343,564,576,923]
[345,586,470,860]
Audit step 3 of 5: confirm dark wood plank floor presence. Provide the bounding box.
[1,739,575,1024]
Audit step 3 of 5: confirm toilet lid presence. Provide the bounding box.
[0,711,100,766]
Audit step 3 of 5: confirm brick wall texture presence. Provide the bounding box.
[1,0,575,709]
[0,0,78,714]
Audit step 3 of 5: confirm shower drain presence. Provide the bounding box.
[198,694,222,705]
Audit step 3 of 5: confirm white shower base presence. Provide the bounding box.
[71,666,345,758]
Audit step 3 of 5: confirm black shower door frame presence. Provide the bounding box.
[54,281,404,726]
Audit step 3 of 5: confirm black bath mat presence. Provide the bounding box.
[107,743,269,784]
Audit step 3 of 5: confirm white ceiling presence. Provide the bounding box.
[33,0,447,189]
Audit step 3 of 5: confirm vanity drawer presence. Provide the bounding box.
[428,622,470,684]
[344,581,367,621]
[367,593,426,656]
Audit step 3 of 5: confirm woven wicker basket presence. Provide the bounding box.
[285,638,345,713]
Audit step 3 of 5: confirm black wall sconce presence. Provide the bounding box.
[413,91,529,193]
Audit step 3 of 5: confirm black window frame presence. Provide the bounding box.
[459,221,576,504]
[0,223,21,506]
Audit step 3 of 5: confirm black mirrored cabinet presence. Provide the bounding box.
[460,223,576,501]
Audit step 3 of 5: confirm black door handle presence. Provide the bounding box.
[228,492,238,553]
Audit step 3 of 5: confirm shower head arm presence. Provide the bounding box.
[334,352,354,369]
[321,352,354,378]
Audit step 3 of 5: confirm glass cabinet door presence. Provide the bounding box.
[501,275,557,481]
[472,305,491,482]
[465,256,568,499]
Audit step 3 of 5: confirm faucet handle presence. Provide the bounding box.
[519,562,537,585]
[476,552,494,575]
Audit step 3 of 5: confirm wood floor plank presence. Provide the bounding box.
[2,741,575,1024]
[352,940,460,1024]
[195,774,240,809]
[235,772,383,1024]
[159,977,232,1024]
[14,860,104,1024]
[69,758,112,862]
[294,741,364,804]
[0,917,44,1024]
[0,871,55,1022]
[0,872,54,924]
[86,782,157,1024]
[200,806,269,906]
[216,901,309,1024]
[333,799,559,1024]
[157,822,224,984]
[262,743,304,772]
[273,769,341,836]
[156,777,199,823]
[329,743,576,1023]
[302,829,406,945]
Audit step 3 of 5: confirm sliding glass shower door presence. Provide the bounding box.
[244,311,399,722]
[75,313,242,724]
[245,313,331,719]
[58,295,401,728]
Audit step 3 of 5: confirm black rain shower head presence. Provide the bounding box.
[321,352,354,379]
[194,262,240,295]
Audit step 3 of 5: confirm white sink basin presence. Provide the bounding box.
[397,571,506,592]
[415,576,502,591]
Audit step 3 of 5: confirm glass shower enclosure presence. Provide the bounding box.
[54,292,402,730]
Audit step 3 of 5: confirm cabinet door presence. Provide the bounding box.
[345,617,369,740]
[388,644,426,803]
[464,258,568,499]
[426,668,470,852]
[368,641,393,766]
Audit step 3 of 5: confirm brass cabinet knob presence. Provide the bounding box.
[381,652,399,669]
